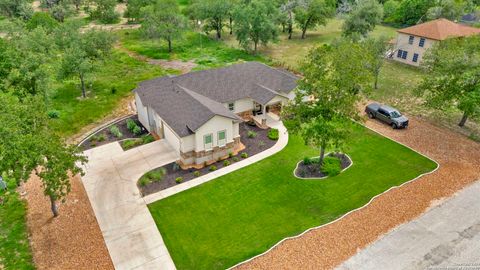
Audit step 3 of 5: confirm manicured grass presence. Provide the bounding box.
[48,49,168,137]
[118,30,265,70]
[0,189,35,270]
[148,124,437,270]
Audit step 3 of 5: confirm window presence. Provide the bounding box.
[397,50,403,58]
[402,50,408,59]
[378,109,389,117]
[228,102,235,111]
[408,35,414,45]
[412,53,419,63]
[419,38,425,47]
[217,130,226,146]
[204,134,213,150]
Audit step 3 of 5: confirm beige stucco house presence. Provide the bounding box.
[133,62,298,167]
[393,18,480,66]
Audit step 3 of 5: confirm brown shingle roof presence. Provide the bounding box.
[398,18,480,41]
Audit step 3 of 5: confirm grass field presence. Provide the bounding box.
[118,30,265,70]
[148,124,437,270]
[0,188,35,270]
[48,49,168,137]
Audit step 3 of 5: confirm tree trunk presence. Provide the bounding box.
[216,28,221,39]
[80,73,86,98]
[288,23,293,39]
[168,38,172,53]
[458,112,468,127]
[229,17,233,35]
[50,195,59,217]
[318,144,326,170]
[253,41,257,54]
[374,75,379,89]
[301,28,307,39]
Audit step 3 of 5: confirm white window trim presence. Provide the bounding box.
[217,130,226,147]
[204,133,213,150]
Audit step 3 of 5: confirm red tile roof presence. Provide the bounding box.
[398,18,480,41]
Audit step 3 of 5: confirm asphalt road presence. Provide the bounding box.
[338,181,480,270]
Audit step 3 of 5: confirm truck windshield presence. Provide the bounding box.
[390,111,402,118]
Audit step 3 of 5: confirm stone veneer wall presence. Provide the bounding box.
[180,137,241,167]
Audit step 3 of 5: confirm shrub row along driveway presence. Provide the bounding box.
[236,117,480,270]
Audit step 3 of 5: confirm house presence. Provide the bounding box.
[393,18,480,66]
[133,62,298,167]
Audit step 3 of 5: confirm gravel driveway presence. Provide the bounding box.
[236,117,480,270]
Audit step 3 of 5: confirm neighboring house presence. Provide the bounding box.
[393,18,480,66]
[134,62,298,167]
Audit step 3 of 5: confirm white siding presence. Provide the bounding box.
[180,134,195,152]
[135,93,150,132]
[266,95,288,106]
[194,116,235,152]
[233,122,239,138]
[394,33,437,66]
[224,98,254,113]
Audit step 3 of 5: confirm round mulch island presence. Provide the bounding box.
[294,153,352,179]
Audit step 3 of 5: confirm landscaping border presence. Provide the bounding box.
[77,114,134,147]
[227,124,440,270]
[293,153,353,180]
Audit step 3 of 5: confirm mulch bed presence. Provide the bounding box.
[139,122,277,196]
[294,153,351,179]
[79,115,147,150]
[23,174,113,270]
[236,117,480,270]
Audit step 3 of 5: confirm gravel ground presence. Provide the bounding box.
[236,117,480,270]
[24,174,113,270]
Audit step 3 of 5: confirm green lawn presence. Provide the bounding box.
[48,49,168,137]
[148,124,437,270]
[118,30,265,70]
[0,188,35,270]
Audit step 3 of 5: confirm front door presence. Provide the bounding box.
[253,102,262,115]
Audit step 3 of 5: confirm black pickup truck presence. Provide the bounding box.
[365,103,409,129]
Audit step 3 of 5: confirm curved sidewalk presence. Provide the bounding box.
[144,118,288,204]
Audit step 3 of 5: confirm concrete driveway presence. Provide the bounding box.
[82,140,178,270]
[338,180,480,270]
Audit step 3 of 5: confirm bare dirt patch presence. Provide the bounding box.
[236,117,480,270]
[24,174,113,270]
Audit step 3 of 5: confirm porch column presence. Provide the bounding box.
[261,104,267,126]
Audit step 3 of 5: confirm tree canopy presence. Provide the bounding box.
[417,35,480,127]
[140,0,187,52]
[232,0,279,53]
[294,0,335,39]
[342,0,383,40]
[283,39,371,166]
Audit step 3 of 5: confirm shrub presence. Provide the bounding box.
[228,152,233,158]
[321,156,341,177]
[223,160,230,166]
[172,163,180,171]
[241,152,248,158]
[111,87,117,94]
[142,134,155,144]
[132,125,142,135]
[268,128,279,140]
[139,178,149,187]
[232,157,239,162]
[121,139,139,150]
[193,171,201,177]
[97,133,106,142]
[303,157,312,165]
[258,141,265,147]
[144,168,167,182]
[126,119,137,131]
[209,165,217,171]
[110,125,123,138]
[47,110,60,119]
[175,177,183,183]
[90,142,97,147]
[247,131,257,138]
